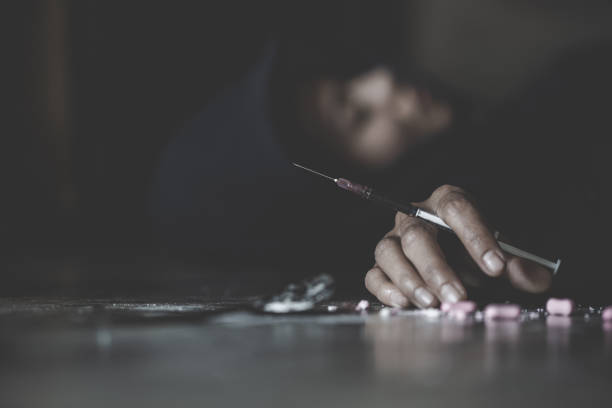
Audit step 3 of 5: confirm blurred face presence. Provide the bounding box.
[299,67,453,168]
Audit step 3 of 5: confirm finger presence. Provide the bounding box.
[365,266,410,308]
[429,185,506,277]
[374,236,437,308]
[397,216,467,303]
[505,256,552,293]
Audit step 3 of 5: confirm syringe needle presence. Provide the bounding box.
[292,163,337,182]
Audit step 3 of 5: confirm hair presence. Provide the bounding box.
[273,1,404,79]
[267,1,405,149]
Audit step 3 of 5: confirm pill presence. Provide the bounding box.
[602,306,612,321]
[484,304,520,320]
[327,305,338,312]
[355,299,370,312]
[546,298,574,316]
[445,300,477,313]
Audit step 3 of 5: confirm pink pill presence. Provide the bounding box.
[453,301,477,313]
[484,304,520,320]
[546,298,574,316]
[355,299,370,312]
[602,306,612,321]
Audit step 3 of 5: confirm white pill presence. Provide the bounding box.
[546,298,574,316]
[484,304,520,320]
[602,306,612,321]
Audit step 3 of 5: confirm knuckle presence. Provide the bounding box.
[436,190,471,218]
[421,264,450,288]
[420,264,439,286]
[465,230,486,250]
[399,219,434,247]
[398,277,415,293]
[374,237,396,260]
[433,184,465,199]
[379,286,394,300]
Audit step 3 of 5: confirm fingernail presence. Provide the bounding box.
[414,287,435,307]
[483,250,505,275]
[440,283,461,303]
[391,292,409,308]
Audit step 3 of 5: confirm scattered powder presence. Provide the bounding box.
[257,274,335,314]
[379,307,400,318]
[263,301,314,313]
[421,308,442,318]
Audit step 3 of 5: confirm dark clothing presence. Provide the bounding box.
[150,44,612,302]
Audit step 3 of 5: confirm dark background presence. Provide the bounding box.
[4,0,612,257]
[4,1,278,255]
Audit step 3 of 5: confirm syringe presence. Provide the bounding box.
[293,163,561,275]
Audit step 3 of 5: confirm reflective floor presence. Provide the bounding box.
[1,259,611,407]
[2,302,612,407]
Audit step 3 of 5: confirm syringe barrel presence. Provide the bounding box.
[335,178,371,197]
[414,209,561,274]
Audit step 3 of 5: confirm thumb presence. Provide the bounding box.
[506,256,552,293]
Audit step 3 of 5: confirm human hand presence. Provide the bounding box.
[365,185,552,308]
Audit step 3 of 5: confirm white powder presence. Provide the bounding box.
[263,300,314,313]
